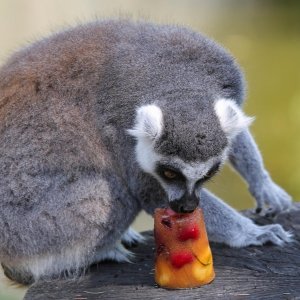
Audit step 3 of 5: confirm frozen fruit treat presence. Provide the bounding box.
[154,207,215,289]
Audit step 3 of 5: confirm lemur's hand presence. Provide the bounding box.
[250,176,292,217]
[200,189,293,248]
[229,221,293,247]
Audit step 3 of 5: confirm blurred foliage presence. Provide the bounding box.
[0,1,299,299]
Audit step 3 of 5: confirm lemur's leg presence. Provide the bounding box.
[1,175,138,284]
[229,128,292,216]
[199,189,292,247]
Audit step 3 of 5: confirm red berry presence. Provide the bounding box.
[170,251,194,268]
[178,223,200,241]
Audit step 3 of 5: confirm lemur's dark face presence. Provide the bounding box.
[153,157,224,213]
[128,99,252,213]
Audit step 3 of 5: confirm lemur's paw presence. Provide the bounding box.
[229,223,293,248]
[93,243,134,264]
[251,178,292,217]
[121,227,146,247]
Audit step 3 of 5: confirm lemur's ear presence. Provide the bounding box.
[127,104,163,140]
[214,98,254,139]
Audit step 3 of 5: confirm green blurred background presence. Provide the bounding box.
[0,0,299,299]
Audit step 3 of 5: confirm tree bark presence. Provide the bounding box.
[25,203,300,300]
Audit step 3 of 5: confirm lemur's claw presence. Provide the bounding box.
[255,207,262,214]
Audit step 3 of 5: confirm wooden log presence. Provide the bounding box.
[25,204,300,300]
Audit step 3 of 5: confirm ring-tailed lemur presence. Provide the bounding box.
[0,20,292,284]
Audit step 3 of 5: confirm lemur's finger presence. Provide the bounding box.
[260,224,294,244]
[257,230,284,246]
[264,193,284,216]
[254,196,264,214]
[255,207,262,214]
[277,189,292,211]
[268,224,293,243]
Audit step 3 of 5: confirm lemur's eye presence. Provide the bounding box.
[156,164,184,182]
[163,170,178,179]
[205,162,221,179]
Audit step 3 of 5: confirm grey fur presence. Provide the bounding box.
[156,105,228,161]
[0,19,292,284]
[229,129,292,215]
[199,189,292,247]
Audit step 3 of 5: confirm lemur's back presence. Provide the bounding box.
[0,19,243,134]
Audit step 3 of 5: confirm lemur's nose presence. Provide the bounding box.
[169,192,199,213]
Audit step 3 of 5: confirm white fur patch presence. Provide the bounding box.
[11,240,135,282]
[214,98,254,139]
[13,244,90,282]
[127,104,163,140]
[128,104,163,173]
[135,136,162,173]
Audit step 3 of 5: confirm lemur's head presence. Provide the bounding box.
[128,99,253,213]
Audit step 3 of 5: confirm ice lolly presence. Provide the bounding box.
[154,207,215,289]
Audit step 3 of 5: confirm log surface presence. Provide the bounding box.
[25,204,300,300]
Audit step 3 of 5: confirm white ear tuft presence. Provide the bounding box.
[127,104,163,140]
[214,98,254,139]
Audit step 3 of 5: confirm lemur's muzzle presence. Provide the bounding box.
[169,191,199,213]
